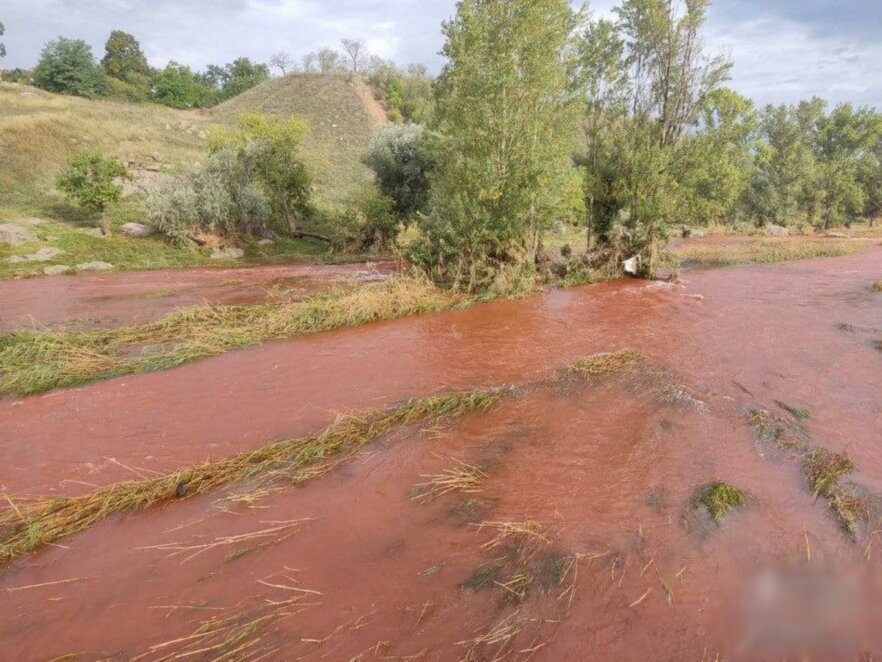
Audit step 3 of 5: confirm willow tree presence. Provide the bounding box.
[414,0,580,290]
[574,0,730,276]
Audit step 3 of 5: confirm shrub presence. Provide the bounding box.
[365,124,435,221]
[145,147,269,244]
[56,152,129,234]
[332,186,398,253]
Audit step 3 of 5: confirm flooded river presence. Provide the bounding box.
[0,249,880,659]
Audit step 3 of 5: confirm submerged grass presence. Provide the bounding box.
[690,483,746,525]
[567,350,644,378]
[0,275,460,395]
[830,488,870,540]
[0,387,505,562]
[803,448,854,498]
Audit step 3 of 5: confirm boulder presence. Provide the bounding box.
[121,222,155,237]
[76,261,114,272]
[766,224,789,237]
[824,231,848,238]
[257,239,275,246]
[211,247,245,260]
[5,247,66,263]
[622,255,641,276]
[43,265,72,276]
[0,223,37,246]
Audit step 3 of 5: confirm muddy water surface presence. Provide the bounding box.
[0,261,394,332]
[1,249,881,659]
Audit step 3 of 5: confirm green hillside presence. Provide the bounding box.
[213,73,387,208]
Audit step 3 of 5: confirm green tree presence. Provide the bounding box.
[153,62,215,108]
[220,58,269,99]
[365,124,436,220]
[34,37,101,97]
[56,153,129,235]
[681,88,756,226]
[416,0,580,289]
[813,103,882,228]
[573,0,730,276]
[0,20,6,60]
[211,113,313,236]
[101,30,149,79]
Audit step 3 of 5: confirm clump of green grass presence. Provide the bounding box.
[690,483,747,525]
[0,275,460,395]
[0,386,505,562]
[803,448,854,498]
[776,400,811,422]
[568,350,644,378]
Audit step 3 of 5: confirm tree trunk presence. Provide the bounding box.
[100,213,111,237]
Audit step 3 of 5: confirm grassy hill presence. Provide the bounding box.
[213,73,387,208]
[0,83,211,210]
[0,76,386,278]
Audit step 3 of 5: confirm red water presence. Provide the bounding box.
[1,249,881,660]
[0,262,394,332]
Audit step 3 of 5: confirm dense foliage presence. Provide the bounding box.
[145,113,312,244]
[412,0,580,290]
[365,124,435,220]
[55,153,129,234]
[34,37,102,97]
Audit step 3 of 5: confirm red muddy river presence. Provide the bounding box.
[1,249,881,660]
[0,261,394,332]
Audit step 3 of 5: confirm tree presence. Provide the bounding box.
[681,88,756,226]
[34,37,101,97]
[365,124,436,220]
[221,57,269,98]
[0,20,6,60]
[211,113,314,237]
[101,30,148,79]
[153,62,215,108]
[302,53,317,73]
[415,0,580,289]
[315,48,341,75]
[571,0,731,276]
[56,153,129,235]
[269,51,293,75]
[341,38,366,77]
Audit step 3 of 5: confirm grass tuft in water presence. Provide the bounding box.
[567,350,644,378]
[830,488,870,541]
[803,448,854,498]
[870,281,882,293]
[690,483,747,525]
[776,401,811,422]
[461,565,503,591]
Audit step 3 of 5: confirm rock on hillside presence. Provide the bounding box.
[0,224,37,246]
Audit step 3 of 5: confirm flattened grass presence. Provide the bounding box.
[0,276,459,395]
[0,387,506,562]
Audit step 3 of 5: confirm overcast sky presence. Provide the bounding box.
[1,0,879,108]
